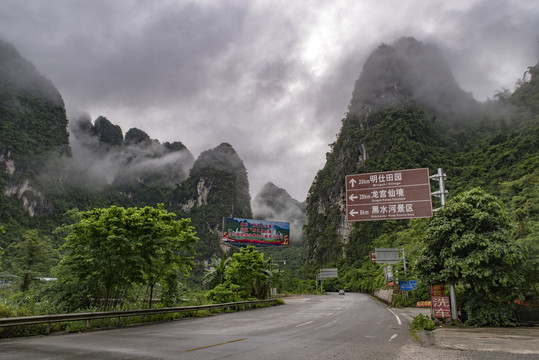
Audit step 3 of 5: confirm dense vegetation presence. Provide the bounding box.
[415,188,527,326]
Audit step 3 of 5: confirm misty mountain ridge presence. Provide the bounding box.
[348,37,481,127]
[55,112,195,190]
[0,39,63,106]
[177,142,252,217]
[252,182,306,244]
[0,39,69,165]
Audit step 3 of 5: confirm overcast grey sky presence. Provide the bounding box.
[1,0,538,200]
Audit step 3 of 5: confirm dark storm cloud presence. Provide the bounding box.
[57,2,247,108]
[425,0,539,99]
[1,0,538,200]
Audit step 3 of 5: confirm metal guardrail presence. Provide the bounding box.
[0,299,277,334]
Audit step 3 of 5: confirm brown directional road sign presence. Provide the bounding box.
[346,168,433,221]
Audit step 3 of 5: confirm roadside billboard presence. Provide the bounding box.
[222,217,290,246]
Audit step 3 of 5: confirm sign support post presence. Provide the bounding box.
[430,168,456,321]
[401,248,407,281]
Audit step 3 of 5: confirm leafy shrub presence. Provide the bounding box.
[0,304,15,318]
[411,314,435,331]
[462,297,517,327]
[206,283,240,304]
[391,292,405,308]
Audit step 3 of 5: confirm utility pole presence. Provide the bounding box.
[430,168,457,320]
[401,249,407,281]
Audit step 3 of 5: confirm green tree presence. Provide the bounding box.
[225,246,269,299]
[55,205,197,310]
[203,255,231,289]
[414,188,527,326]
[8,229,56,292]
[133,206,198,308]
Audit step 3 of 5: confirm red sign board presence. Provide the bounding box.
[430,284,445,297]
[432,296,452,318]
[346,168,433,221]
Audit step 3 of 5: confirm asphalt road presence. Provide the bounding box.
[0,293,410,359]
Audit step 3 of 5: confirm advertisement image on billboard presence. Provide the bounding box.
[222,217,290,246]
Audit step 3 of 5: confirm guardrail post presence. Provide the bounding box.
[46,322,51,334]
[86,320,90,329]
[117,316,121,328]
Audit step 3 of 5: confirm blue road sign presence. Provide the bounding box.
[400,280,418,291]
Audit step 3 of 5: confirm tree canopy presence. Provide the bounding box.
[225,246,270,300]
[8,229,56,291]
[55,204,197,310]
[414,188,527,325]
[206,246,270,303]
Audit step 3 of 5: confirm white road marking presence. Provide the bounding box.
[387,308,402,326]
[295,321,313,328]
[328,312,334,316]
[389,334,398,342]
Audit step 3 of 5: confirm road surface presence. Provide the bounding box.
[0,293,410,359]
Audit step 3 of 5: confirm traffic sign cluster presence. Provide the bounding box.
[345,168,433,221]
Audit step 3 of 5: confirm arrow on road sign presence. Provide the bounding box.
[349,209,359,217]
[349,194,358,202]
[348,178,357,188]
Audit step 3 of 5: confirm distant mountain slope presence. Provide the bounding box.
[170,142,253,261]
[0,39,70,218]
[252,182,306,244]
